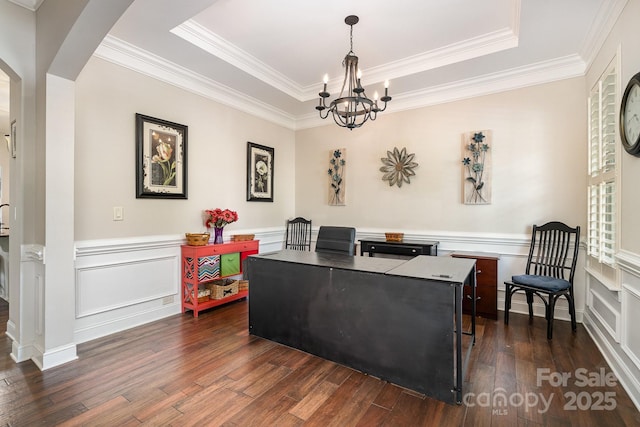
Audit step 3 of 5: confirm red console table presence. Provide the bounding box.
[181,240,259,317]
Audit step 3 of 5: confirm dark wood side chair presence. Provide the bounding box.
[284,217,312,251]
[315,226,356,256]
[504,221,580,339]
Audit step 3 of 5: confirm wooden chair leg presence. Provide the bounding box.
[504,283,511,324]
[547,296,556,339]
[567,294,577,332]
[526,291,534,319]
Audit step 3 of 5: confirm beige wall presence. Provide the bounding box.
[74,57,296,240]
[296,77,587,235]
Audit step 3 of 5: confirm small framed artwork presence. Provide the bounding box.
[10,120,16,158]
[135,113,188,199]
[247,142,274,202]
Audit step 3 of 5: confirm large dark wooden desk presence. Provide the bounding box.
[245,250,476,404]
[359,238,439,257]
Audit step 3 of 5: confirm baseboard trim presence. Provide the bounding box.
[74,302,181,344]
[32,342,78,371]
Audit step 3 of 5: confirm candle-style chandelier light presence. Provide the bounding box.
[316,15,392,130]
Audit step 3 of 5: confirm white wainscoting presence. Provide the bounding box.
[73,228,284,344]
[588,285,621,342]
[76,255,179,318]
[622,284,640,370]
[583,250,640,411]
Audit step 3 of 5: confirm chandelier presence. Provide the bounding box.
[316,15,392,130]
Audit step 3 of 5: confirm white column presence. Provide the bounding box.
[35,73,77,369]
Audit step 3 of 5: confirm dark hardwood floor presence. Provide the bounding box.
[1,298,639,426]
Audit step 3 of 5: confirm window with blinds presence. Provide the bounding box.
[587,59,617,268]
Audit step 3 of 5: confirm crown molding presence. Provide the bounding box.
[296,54,586,130]
[360,27,518,93]
[392,54,586,112]
[170,20,307,101]
[172,17,520,102]
[96,35,586,132]
[94,35,296,130]
[580,0,628,71]
[7,0,43,11]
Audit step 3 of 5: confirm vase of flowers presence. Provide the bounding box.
[204,208,238,244]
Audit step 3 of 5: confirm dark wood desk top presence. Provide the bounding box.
[257,249,404,273]
[386,255,476,284]
[450,251,501,261]
[252,250,474,283]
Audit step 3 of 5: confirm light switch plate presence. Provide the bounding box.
[113,206,124,221]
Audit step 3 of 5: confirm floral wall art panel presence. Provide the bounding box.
[328,148,346,206]
[462,130,492,205]
[135,113,188,199]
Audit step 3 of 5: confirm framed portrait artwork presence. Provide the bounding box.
[135,113,188,199]
[246,142,274,202]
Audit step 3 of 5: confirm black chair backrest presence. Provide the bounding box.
[315,226,356,256]
[285,217,312,251]
[525,221,580,284]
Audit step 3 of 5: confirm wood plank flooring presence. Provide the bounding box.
[1,298,639,426]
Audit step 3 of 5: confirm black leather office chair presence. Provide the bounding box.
[504,221,580,339]
[315,226,356,256]
[284,217,312,251]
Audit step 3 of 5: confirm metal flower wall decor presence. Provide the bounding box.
[328,148,347,205]
[462,130,492,204]
[380,147,418,188]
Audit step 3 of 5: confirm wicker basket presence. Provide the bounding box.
[231,234,255,242]
[238,280,249,292]
[186,233,210,246]
[385,232,404,242]
[197,288,210,303]
[206,279,239,299]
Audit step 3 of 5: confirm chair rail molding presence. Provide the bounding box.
[21,244,45,262]
[617,249,640,277]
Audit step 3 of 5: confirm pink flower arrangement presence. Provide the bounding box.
[204,208,238,228]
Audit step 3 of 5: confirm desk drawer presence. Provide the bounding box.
[463,283,497,319]
[364,242,429,256]
[451,252,499,320]
[475,258,497,286]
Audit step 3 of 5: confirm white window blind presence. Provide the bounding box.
[587,60,617,266]
[600,180,616,264]
[587,184,599,258]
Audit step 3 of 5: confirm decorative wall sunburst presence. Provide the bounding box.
[380,147,418,188]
